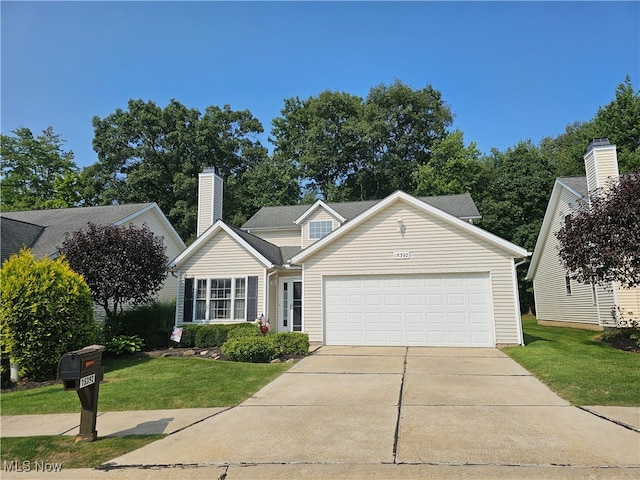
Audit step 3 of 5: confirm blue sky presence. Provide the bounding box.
[2,1,638,168]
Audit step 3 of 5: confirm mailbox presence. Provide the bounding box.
[58,345,105,391]
[57,345,105,442]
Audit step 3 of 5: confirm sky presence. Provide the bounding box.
[2,1,639,168]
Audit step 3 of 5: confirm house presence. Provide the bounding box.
[1,203,186,306]
[527,138,640,329]
[168,167,530,347]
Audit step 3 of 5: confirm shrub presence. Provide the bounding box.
[226,322,262,340]
[195,324,229,347]
[0,249,97,380]
[106,335,145,356]
[273,332,309,356]
[221,336,278,363]
[178,325,199,347]
[103,301,176,350]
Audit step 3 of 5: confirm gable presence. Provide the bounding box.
[291,192,528,264]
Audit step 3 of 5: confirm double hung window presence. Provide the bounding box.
[194,277,247,321]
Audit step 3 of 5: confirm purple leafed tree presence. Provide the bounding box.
[60,222,168,319]
[556,173,640,289]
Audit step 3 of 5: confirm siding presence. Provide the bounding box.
[585,146,619,194]
[302,209,339,249]
[250,228,301,247]
[175,232,266,324]
[122,207,184,305]
[615,285,640,325]
[533,186,611,325]
[197,175,213,237]
[301,200,521,345]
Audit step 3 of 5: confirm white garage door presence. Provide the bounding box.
[324,273,494,347]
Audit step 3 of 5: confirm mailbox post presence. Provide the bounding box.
[57,345,105,442]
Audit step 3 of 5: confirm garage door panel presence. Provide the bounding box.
[324,273,494,347]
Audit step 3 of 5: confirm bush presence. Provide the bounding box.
[103,301,175,349]
[221,336,278,363]
[195,324,229,347]
[106,335,145,356]
[226,322,262,340]
[273,332,309,356]
[0,249,97,380]
[178,325,199,347]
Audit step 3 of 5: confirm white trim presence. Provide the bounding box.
[294,200,346,225]
[291,191,529,264]
[510,264,524,345]
[168,220,274,269]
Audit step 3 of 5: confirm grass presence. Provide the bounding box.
[1,435,163,470]
[1,356,293,469]
[1,356,293,415]
[503,315,640,406]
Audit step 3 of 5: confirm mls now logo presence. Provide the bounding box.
[3,460,63,473]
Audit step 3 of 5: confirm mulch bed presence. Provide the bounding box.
[603,336,640,353]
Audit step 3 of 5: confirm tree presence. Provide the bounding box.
[59,223,168,320]
[556,173,640,289]
[413,130,485,197]
[1,250,96,380]
[89,99,268,240]
[271,91,367,200]
[0,127,81,211]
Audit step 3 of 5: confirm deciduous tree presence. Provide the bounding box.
[556,173,640,289]
[59,223,168,319]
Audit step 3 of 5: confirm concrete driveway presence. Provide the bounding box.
[81,347,639,478]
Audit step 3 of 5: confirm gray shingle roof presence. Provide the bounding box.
[226,224,285,266]
[1,217,45,264]
[242,193,481,230]
[557,177,588,198]
[1,203,155,260]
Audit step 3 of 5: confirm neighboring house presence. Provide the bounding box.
[169,168,530,347]
[1,203,186,307]
[527,138,640,330]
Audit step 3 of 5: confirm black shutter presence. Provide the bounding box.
[246,276,258,321]
[183,277,194,323]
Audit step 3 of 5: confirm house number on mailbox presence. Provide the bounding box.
[393,252,410,259]
[79,374,96,389]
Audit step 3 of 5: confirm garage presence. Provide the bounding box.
[324,273,494,347]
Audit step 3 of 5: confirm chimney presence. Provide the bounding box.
[197,167,224,236]
[583,138,619,196]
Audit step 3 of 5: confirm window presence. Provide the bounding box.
[565,275,572,295]
[309,220,333,239]
[194,278,247,321]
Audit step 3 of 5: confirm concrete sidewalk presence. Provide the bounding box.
[1,346,639,479]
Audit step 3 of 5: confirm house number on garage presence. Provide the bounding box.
[393,251,410,260]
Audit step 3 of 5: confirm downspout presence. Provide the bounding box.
[514,259,528,345]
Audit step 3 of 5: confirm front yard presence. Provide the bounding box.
[502,315,640,406]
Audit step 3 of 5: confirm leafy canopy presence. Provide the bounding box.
[59,223,168,319]
[0,250,96,380]
[556,173,640,289]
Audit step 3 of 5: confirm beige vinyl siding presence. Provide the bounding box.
[301,200,521,344]
[302,209,339,249]
[250,228,301,247]
[533,187,610,325]
[197,175,213,237]
[175,233,266,324]
[584,146,619,194]
[120,207,184,305]
[615,285,640,325]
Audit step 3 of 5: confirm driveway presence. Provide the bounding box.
[99,346,639,478]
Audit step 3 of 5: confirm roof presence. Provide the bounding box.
[242,193,481,230]
[291,191,529,264]
[1,203,179,262]
[556,177,588,199]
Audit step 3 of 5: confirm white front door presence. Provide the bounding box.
[279,278,302,332]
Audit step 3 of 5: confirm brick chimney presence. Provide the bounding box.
[583,138,619,196]
[197,167,223,236]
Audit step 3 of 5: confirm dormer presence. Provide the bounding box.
[294,200,346,248]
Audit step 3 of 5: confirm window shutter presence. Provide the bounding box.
[183,277,194,322]
[246,276,258,321]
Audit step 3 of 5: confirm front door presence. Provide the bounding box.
[280,279,302,332]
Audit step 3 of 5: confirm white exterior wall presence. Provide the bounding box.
[532,187,613,325]
[302,209,339,249]
[175,233,266,324]
[300,201,521,344]
[250,228,301,247]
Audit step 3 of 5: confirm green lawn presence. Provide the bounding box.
[1,356,292,415]
[503,316,640,406]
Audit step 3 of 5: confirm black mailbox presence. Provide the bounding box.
[57,345,105,442]
[58,345,105,391]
